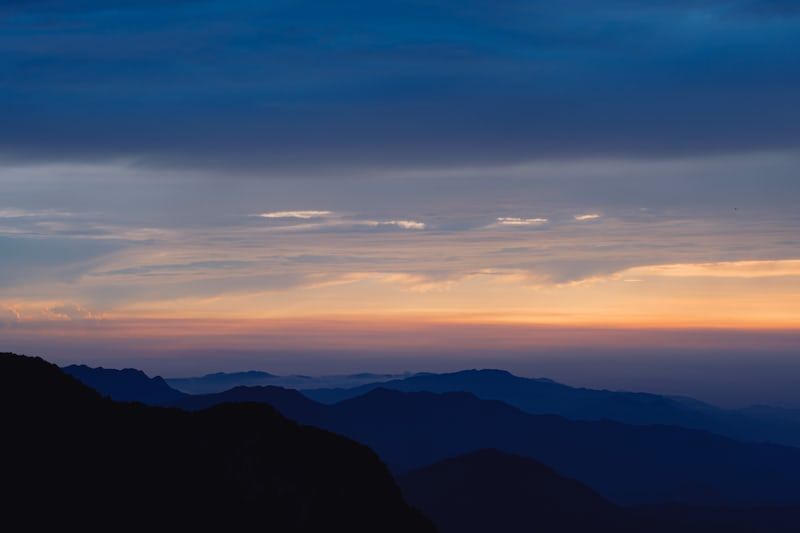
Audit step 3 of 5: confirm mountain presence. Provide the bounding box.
[631,504,800,533]
[62,363,187,404]
[169,384,327,422]
[169,385,800,506]
[399,449,635,533]
[401,450,800,533]
[167,370,405,394]
[2,353,434,532]
[167,370,279,394]
[303,369,800,447]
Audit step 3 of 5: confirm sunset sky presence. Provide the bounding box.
[2,1,799,403]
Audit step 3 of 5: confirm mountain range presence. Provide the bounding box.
[166,384,800,506]
[304,369,800,447]
[53,360,800,530]
[3,353,432,531]
[167,370,406,394]
[70,364,800,450]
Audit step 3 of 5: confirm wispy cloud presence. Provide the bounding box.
[0,208,72,218]
[496,217,549,226]
[365,220,426,230]
[0,305,20,323]
[255,210,332,219]
[623,259,800,279]
[574,213,601,221]
[252,212,426,232]
[46,303,99,321]
[307,271,456,292]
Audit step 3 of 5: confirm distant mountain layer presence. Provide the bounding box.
[4,353,433,531]
[167,385,800,506]
[63,364,187,404]
[167,370,406,394]
[303,369,800,447]
[400,450,800,533]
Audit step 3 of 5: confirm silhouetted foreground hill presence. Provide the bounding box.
[304,369,800,447]
[399,449,636,533]
[63,363,187,404]
[169,386,800,506]
[400,450,800,533]
[1,353,434,532]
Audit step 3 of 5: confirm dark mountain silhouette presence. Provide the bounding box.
[303,369,800,447]
[632,504,800,532]
[399,449,636,533]
[62,363,187,404]
[169,385,800,506]
[1,353,434,532]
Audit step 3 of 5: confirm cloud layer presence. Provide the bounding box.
[2,1,800,173]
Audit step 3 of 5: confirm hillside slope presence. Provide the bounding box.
[1,353,434,532]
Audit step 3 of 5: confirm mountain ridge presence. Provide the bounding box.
[167,369,407,394]
[303,368,800,447]
[62,363,187,404]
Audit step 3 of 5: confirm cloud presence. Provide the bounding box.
[623,259,800,279]
[1,0,799,174]
[46,303,97,321]
[365,220,426,230]
[0,208,72,218]
[524,258,800,287]
[307,271,459,293]
[496,217,549,226]
[0,305,20,324]
[574,213,601,221]
[98,260,252,277]
[255,211,332,219]
[250,212,426,232]
[0,235,124,289]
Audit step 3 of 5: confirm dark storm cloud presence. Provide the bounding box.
[1,0,799,173]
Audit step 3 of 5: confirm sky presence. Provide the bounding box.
[1,1,800,405]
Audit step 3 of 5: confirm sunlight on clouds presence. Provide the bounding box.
[4,256,800,333]
[364,220,426,230]
[623,260,800,279]
[249,211,425,230]
[0,301,102,322]
[2,163,799,336]
[0,304,20,322]
[46,303,99,321]
[496,217,549,226]
[255,210,333,219]
[305,272,453,292]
